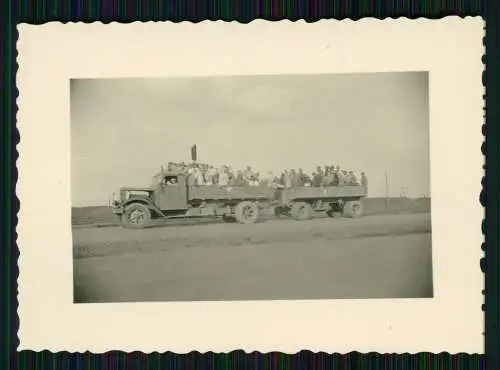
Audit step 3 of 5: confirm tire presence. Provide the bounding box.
[326,209,335,218]
[122,203,152,229]
[291,201,313,221]
[342,200,363,219]
[234,201,260,224]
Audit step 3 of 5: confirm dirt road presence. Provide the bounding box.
[73,214,433,303]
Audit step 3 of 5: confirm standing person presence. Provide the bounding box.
[289,169,297,188]
[263,171,274,186]
[296,169,305,187]
[312,172,322,187]
[324,166,330,178]
[323,169,334,186]
[349,171,359,185]
[243,166,254,183]
[345,170,353,185]
[251,172,261,186]
[228,168,235,186]
[273,176,282,188]
[235,171,246,186]
[194,167,205,186]
[332,167,339,186]
[316,166,324,185]
[205,165,217,185]
[361,172,368,189]
[337,169,345,186]
[303,172,312,186]
[186,169,196,186]
[218,168,229,186]
[283,170,292,188]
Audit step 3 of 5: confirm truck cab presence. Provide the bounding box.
[152,172,188,211]
[110,171,189,229]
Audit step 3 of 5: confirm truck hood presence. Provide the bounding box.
[120,186,154,192]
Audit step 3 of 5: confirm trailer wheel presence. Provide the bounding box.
[234,201,260,224]
[122,203,151,229]
[291,202,313,221]
[343,200,363,219]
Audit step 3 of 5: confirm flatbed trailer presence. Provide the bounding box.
[274,185,367,220]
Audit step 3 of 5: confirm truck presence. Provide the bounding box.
[110,171,368,229]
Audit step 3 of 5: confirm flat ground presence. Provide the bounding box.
[73,213,433,303]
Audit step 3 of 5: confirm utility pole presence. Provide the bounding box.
[385,173,389,210]
[400,187,408,198]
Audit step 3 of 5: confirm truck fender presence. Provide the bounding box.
[123,197,165,217]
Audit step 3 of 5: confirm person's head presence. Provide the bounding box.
[361,172,365,175]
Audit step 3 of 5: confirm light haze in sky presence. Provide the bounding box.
[71,72,430,207]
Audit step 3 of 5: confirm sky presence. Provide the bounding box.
[70,72,430,206]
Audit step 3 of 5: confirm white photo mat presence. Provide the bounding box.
[17,17,484,353]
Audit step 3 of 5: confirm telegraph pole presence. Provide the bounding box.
[385,173,389,210]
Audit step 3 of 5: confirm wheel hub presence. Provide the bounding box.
[129,209,145,224]
[243,205,255,219]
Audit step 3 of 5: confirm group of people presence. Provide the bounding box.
[162,162,368,189]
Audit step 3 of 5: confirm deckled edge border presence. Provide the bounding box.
[9,14,489,370]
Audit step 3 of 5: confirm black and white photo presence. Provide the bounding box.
[71,72,433,303]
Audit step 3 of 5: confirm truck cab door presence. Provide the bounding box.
[157,175,188,211]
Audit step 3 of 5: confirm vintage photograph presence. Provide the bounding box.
[17,19,483,353]
[71,72,432,303]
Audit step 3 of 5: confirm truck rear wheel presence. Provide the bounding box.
[234,201,260,224]
[291,201,313,221]
[342,200,363,219]
[122,203,152,229]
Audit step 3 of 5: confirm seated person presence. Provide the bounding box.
[166,177,178,185]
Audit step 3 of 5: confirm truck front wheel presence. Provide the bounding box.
[122,203,152,229]
[234,201,260,224]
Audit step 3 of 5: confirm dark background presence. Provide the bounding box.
[2,0,496,369]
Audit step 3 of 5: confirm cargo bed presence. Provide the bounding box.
[276,185,367,202]
[187,185,275,201]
